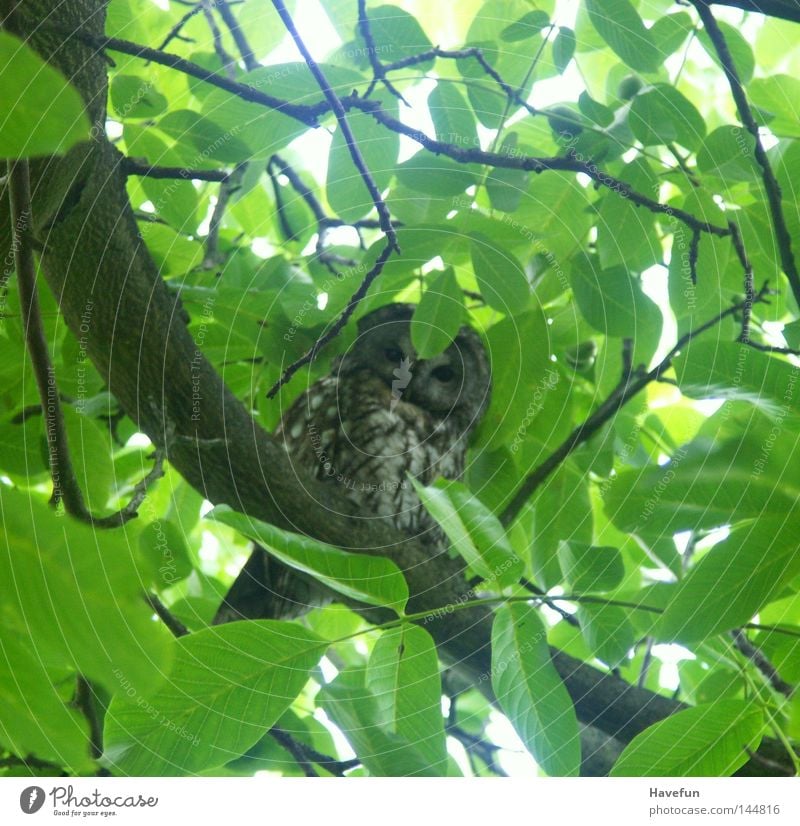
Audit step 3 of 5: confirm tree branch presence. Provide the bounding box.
[500,284,771,526]
[692,0,800,308]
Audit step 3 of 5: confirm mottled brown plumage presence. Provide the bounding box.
[276,303,491,543]
[215,302,490,622]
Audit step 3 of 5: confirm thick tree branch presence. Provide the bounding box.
[692,0,800,308]
[709,0,800,23]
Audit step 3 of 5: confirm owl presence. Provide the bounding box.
[215,302,491,621]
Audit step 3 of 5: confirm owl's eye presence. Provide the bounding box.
[384,347,405,362]
[431,365,455,383]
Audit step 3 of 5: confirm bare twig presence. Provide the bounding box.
[145,594,190,637]
[203,162,245,268]
[341,95,731,239]
[358,0,408,103]
[201,0,236,75]
[74,677,103,761]
[121,158,230,182]
[732,629,794,697]
[72,31,326,125]
[214,0,258,71]
[447,724,507,776]
[689,227,700,285]
[728,220,756,342]
[269,727,361,776]
[692,0,800,308]
[638,638,654,689]
[267,240,395,397]
[500,284,772,525]
[156,2,203,51]
[271,0,398,249]
[520,578,580,628]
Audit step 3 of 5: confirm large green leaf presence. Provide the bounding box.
[208,506,409,613]
[0,488,173,696]
[557,542,624,592]
[318,670,438,776]
[104,622,326,775]
[410,268,465,358]
[366,624,448,774]
[411,478,523,586]
[492,603,580,776]
[585,0,659,73]
[428,83,478,150]
[0,31,90,157]
[611,700,764,776]
[629,85,706,151]
[327,107,400,222]
[470,235,531,313]
[658,517,800,644]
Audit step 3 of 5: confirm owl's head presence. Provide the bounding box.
[341,303,491,428]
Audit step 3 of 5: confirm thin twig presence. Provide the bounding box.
[10,159,164,527]
[203,163,245,268]
[201,0,237,75]
[74,677,104,761]
[358,0,408,103]
[72,30,325,124]
[689,227,700,285]
[727,220,756,342]
[214,0,258,71]
[145,594,189,637]
[121,158,230,182]
[638,638,654,689]
[520,578,580,628]
[500,283,772,525]
[692,0,800,308]
[732,629,794,697]
[269,727,318,776]
[266,241,395,397]
[269,727,361,776]
[341,95,731,239]
[156,2,203,51]
[447,724,507,776]
[270,0,398,249]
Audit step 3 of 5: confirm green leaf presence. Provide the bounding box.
[396,151,475,195]
[0,31,90,158]
[698,20,755,85]
[577,603,636,667]
[570,254,662,363]
[356,4,434,66]
[611,700,764,776]
[318,670,438,776]
[208,506,409,613]
[500,10,550,43]
[585,0,659,73]
[428,82,478,150]
[649,12,693,61]
[553,27,576,74]
[366,624,448,774]
[658,518,800,644]
[410,268,465,358]
[492,603,580,776]
[697,125,760,182]
[327,107,400,222]
[557,542,624,592]
[750,75,800,129]
[0,488,173,696]
[675,341,800,417]
[470,236,531,313]
[138,519,193,589]
[529,464,593,588]
[629,84,706,150]
[606,435,800,537]
[110,74,167,119]
[104,621,326,774]
[0,635,93,772]
[157,110,251,163]
[411,479,523,586]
